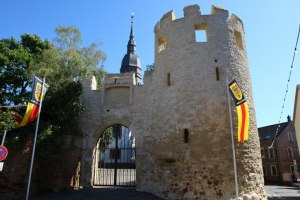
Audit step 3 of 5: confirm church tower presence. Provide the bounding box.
[120,14,142,83]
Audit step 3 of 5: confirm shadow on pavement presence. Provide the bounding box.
[11,188,163,200]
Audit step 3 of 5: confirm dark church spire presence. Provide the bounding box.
[127,14,136,53]
[120,13,142,83]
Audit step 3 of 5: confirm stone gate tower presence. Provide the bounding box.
[79,5,266,200]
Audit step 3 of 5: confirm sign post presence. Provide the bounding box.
[0,145,8,172]
[226,78,239,199]
[0,162,4,171]
[0,146,8,161]
[25,77,47,200]
[1,130,7,146]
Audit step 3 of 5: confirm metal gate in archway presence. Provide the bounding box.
[94,124,136,186]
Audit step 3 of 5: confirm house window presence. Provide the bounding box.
[287,147,294,159]
[195,23,207,42]
[261,148,265,159]
[263,165,267,176]
[271,165,277,176]
[268,147,275,159]
[288,132,293,142]
[290,165,295,173]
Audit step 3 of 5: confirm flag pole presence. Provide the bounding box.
[226,77,239,199]
[25,77,46,200]
[1,130,7,146]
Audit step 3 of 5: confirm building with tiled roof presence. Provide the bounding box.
[258,116,300,184]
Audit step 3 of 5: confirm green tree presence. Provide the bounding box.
[99,127,113,152]
[0,109,18,131]
[0,34,50,106]
[54,25,106,86]
[0,34,50,131]
[0,26,106,140]
[146,63,155,71]
[0,27,107,194]
[32,26,106,138]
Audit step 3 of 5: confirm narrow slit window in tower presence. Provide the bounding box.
[167,73,171,86]
[158,35,167,53]
[184,129,189,143]
[216,67,220,81]
[195,24,207,42]
[234,30,244,49]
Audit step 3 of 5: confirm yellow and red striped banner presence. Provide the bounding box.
[228,80,250,142]
[19,102,39,127]
[12,76,48,127]
[236,102,249,142]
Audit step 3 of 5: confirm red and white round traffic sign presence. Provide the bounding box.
[0,146,8,161]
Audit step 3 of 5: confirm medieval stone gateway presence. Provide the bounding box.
[79,5,266,200]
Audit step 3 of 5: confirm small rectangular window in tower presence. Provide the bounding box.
[216,67,220,81]
[234,30,244,49]
[167,73,171,86]
[184,129,189,143]
[195,23,207,42]
[158,35,167,53]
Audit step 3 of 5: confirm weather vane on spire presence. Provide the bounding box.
[131,12,134,23]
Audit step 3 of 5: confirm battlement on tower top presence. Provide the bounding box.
[154,4,244,32]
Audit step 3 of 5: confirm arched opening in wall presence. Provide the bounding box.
[234,30,244,49]
[158,35,167,53]
[93,124,136,187]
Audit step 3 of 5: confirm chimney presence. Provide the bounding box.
[287,115,291,122]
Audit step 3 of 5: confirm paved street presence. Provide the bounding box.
[8,185,300,200]
[17,188,163,200]
[266,185,300,200]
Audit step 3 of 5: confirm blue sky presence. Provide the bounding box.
[1,0,299,127]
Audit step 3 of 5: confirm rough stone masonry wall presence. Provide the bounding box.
[1,133,83,200]
[133,5,266,200]
[78,4,266,200]
[0,138,32,200]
